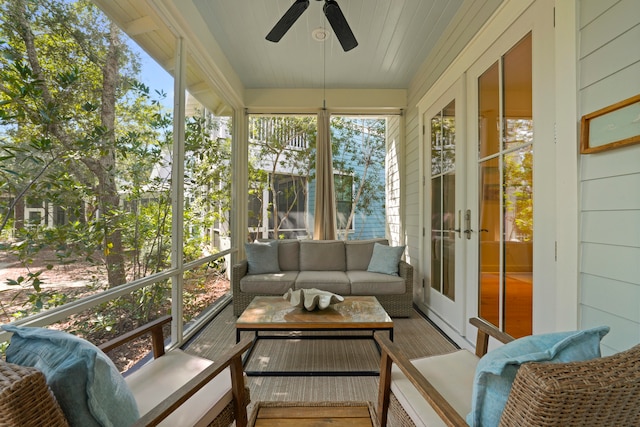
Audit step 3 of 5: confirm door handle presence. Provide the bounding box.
[464,209,472,239]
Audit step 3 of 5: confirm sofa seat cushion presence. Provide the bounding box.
[391,349,478,427]
[126,350,232,427]
[295,271,351,295]
[347,271,405,295]
[299,240,346,271]
[239,271,299,294]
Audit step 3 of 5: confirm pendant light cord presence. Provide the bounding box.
[323,15,326,110]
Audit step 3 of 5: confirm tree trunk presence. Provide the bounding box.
[99,23,127,287]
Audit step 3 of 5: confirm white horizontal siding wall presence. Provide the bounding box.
[578,0,640,355]
[386,115,403,247]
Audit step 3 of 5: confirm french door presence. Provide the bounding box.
[422,1,555,340]
[470,33,534,339]
[423,81,466,333]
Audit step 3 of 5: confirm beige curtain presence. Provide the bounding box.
[313,109,337,240]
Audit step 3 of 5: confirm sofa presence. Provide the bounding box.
[232,238,413,317]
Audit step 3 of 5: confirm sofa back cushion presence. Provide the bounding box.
[245,241,280,274]
[299,240,345,271]
[277,239,300,271]
[345,238,388,271]
[257,239,300,271]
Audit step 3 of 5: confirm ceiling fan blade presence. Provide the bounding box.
[323,0,358,51]
[266,0,310,42]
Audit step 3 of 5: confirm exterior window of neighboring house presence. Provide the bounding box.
[248,173,308,240]
[248,193,263,230]
[270,174,307,234]
[334,173,354,231]
[54,206,66,226]
[25,199,45,227]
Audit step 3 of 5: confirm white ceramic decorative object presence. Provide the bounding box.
[283,288,344,311]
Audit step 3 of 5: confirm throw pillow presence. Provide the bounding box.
[2,324,140,427]
[367,242,405,276]
[245,240,280,274]
[466,325,610,427]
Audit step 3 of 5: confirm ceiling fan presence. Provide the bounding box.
[266,0,358,52]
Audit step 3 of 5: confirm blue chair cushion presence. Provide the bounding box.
[2,324,139,427]
[245,240,280,274]
[367,243,405,276]
[466,325,610,427]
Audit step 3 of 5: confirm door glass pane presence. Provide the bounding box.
[503,146,533,337]
[503,33,533,338]
[442,173,455,301]
[503,34,533,151]
[431,176,442,292]
[478,62,500,158]
[478,158,500,326]
[442,101,456,173]
[430,100,456,300]
[431,115,442,175]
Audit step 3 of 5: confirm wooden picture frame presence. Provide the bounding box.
[580,94,640,154]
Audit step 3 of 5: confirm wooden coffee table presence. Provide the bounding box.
[236,296,393,376]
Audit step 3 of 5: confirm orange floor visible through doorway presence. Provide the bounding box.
[480,272,533,338]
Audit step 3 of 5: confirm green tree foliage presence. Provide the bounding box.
[0,0,170,292]
[0,0,144,286]
[184,110,232,257]
[0,1,232,331]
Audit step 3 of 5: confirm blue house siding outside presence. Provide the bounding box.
[307,176,386,241]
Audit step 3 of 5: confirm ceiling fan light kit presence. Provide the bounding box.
[266,0,358,52]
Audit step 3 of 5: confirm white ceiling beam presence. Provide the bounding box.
[125,16,158,36]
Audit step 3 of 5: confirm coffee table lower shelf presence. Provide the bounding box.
[239,330,393,377]
[248,401,380,427]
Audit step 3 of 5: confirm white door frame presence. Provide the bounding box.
[419,78,467,335]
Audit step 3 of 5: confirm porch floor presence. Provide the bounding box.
[184,303,457,426]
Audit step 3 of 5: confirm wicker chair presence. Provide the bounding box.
[1,316,252,427]
[0,361,69,426]
[499,345,640,426]
[375,319,640,427]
